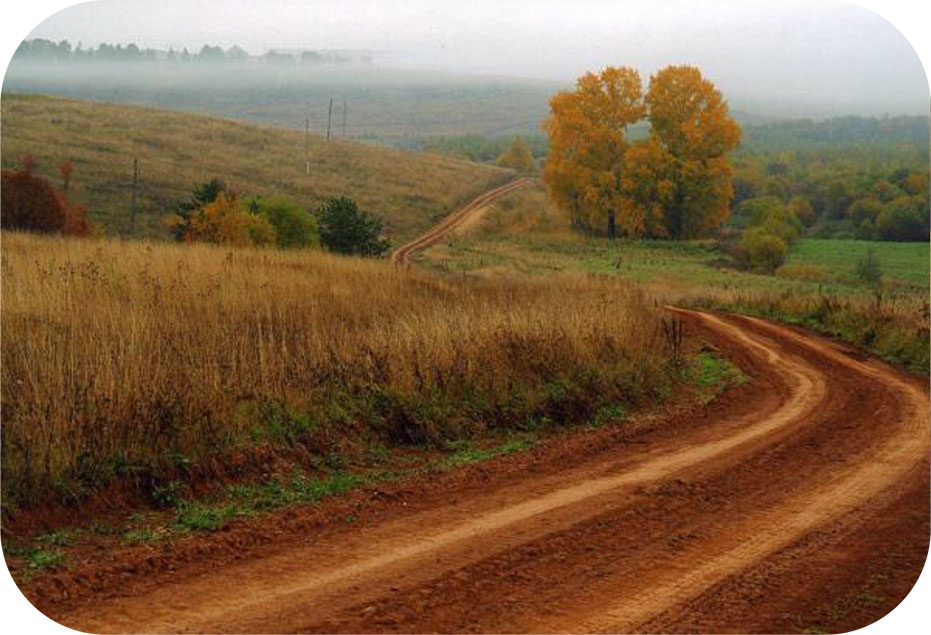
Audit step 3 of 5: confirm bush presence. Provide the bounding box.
[170,178,228,241]
[738,226,788,274]
[317,197,390,257]
[247,214,278,247]
[496,136,535,173]
[875,196,930,242]
[249,196,318,249]
[182,193,256,246]
[1,163,90,236]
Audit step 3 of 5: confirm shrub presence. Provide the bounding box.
[170,178,228,241]
[183,193,253,246]
[738,226,788,274]
[875,196,930,242]
[732,196,783,228]
[1,164,90,236]
[250,196,318,248]
[317,197,390,257]
[788,197,816,227]
[496,136,535,173]
[247,213,278,247]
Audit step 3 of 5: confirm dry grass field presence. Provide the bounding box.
[0,230,679,509]
[0,94,511,241]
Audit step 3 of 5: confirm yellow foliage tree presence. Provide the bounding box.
[542,64,741,239]
[542,66,645,237]
[496,136,535,173]
[645,65,742,238]
[185,192,253,246]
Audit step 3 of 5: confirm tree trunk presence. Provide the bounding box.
[607,210,617,239]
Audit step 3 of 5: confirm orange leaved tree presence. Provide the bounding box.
[645,65,741,238]
[543,64,741,239]
[543,66,645,237]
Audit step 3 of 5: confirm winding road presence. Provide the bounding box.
[29,182,929,633]
[390,177,530,265]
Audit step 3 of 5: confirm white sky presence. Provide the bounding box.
[12,0,931,114]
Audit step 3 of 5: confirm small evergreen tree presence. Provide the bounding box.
[317,197,389,257]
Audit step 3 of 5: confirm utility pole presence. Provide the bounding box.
[304,117,310,175]
[326,97,333,142]
[130,158,138,236]
[342,99,347,138]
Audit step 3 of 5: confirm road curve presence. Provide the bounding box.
[390,177,530,266]
[40,309,929,633]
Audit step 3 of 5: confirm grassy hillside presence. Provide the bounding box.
[0,94,511,240]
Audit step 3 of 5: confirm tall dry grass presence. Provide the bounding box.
[1,231,674,507]
[653,280,930,374]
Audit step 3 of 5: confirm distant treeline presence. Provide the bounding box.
[12,38,372,65]
[423,134,549,162]
[740,115,931,153]
[425,115,930,165]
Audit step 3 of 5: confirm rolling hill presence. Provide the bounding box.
[0,94,511,240]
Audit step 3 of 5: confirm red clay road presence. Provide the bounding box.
[390,177,530,265]
[31,308,929,633]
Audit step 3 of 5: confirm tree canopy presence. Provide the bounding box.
[496,136,535,173]
[542,64,741,239]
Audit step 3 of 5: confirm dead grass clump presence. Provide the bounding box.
[1,231,675,509]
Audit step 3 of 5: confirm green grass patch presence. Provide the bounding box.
[121,526,169,545]
[790,239,929,288]
[35,529,76,547]
[440,435,538,470]
[26,547,64,571]
[174,502,241,532]
[691,352,746,398]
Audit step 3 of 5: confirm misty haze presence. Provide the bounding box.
[1,2,929,634]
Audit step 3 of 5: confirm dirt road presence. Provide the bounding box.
[390,177,530,265]
[35,307,928,633]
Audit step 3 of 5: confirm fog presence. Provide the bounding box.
[14,0,931,118]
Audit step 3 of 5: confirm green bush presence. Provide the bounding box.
[738,226,788,274]
[250,196,319,249]
[317,197,390,257]
[875,196,930,242]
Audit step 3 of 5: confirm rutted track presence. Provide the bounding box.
[390,177,530,265]
[43,309,929,633]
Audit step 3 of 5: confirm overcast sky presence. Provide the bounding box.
[22,0,931,115]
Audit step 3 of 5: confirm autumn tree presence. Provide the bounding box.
[181,192,277,247]
[542,67,646,237]
[57,159,74,192]
[543,64,740,239]
[496,136,535,173]
[645,65,741,238]
[170,178,228,241]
